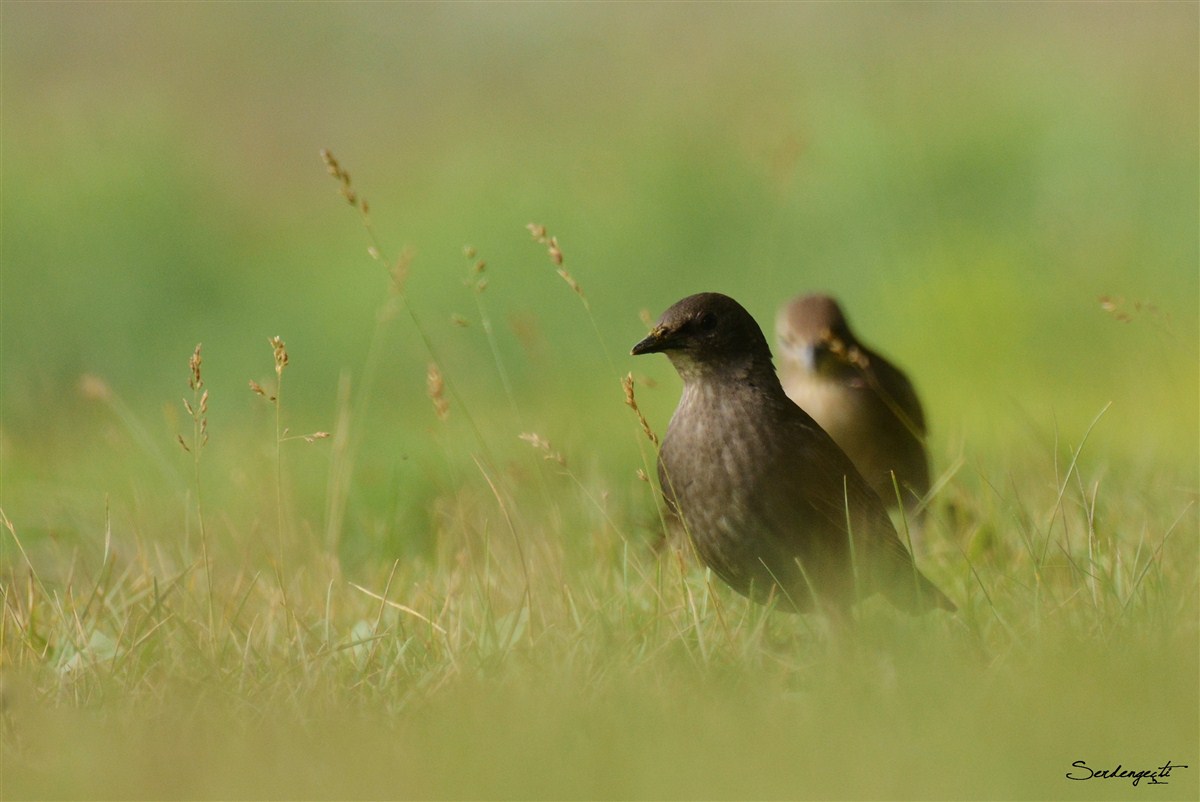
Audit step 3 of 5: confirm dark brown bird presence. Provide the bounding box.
[632,292,953,614]
[775,294,930,515]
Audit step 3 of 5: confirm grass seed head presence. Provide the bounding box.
[463,246,488,293]
[320,148,359,207]
[270,337,289,376]
[426,362,450,421]
[518,432,566,466]
[390,248,414,296]
[249,379,275,403]
[188,344,203,390]
[79,374,112,402]
[622,372,660,447]
[527,222,584,299]
[180,343,209,451]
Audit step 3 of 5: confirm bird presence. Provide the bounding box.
[775,294,930,516]
[631,292,953,614]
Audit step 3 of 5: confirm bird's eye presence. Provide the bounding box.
[698,312,718,332]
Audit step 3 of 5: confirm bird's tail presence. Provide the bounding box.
[888,567,956,614]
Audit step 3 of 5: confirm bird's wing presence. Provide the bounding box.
[863,349,927,436]
[766,407,920,575]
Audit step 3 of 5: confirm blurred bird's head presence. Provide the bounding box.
[631,292,774,381]
[775,293,860,377]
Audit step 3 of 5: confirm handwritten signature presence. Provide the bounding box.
[1066,760,1189,787]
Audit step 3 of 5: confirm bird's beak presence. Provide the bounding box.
[631,325,676,356]
[800,342,820,373]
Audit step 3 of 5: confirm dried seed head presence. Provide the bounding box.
[179,343,210,451]
[188,344,203,390]
[1099,295,1133,323]
[462,247,488,293]
[249,379,275,402]
[390,247,414,295]
[320,148,361,208]
[270,337,289,375]
[527,223,582,296]
[79,374,112,402]
[518,432,566,466]
[426,362,450,422]
[622,372,659,446]
[556,267,583,298]
[320,148,340,177]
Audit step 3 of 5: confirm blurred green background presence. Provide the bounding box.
[3,2,1197,537]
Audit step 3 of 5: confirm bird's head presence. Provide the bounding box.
[631,292,773,381]
[775,293,859,376]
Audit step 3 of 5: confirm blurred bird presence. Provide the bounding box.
[775,294,930,515]
[632,292,953,614]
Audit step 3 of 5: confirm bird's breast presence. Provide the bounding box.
[661,384,784,509]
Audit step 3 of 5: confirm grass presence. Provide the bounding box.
[1,155,1196,800]
[2,6,1197,798]
[1,433,1195,799]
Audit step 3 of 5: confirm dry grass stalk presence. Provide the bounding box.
[251,339,330,443]
[621,372,659,447]
[179,344,209,453]
[289,431,332,444]
[179,343,214,642]
[321,149,413,296]
[318,149,497,469]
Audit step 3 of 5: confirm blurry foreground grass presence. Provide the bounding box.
[1,417,1196,799]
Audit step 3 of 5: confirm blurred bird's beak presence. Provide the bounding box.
[800,343,820,373]
[778,336,821,373]
[631,326,676,356]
